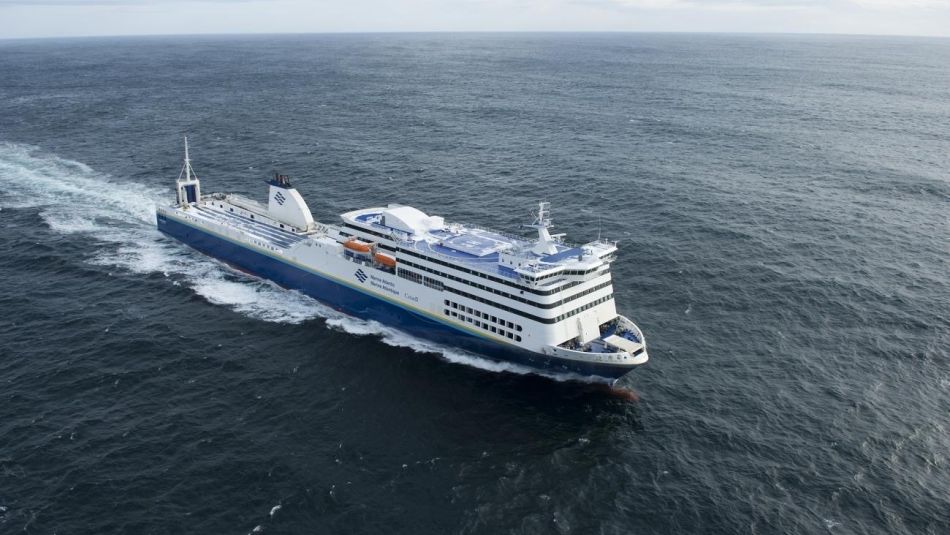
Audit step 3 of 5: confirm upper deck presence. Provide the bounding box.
[165,200,311,251]
[340,204,616,286]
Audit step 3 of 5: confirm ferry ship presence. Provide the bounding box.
[156,140,648,380]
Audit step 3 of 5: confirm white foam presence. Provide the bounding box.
[327,315,531,372]
[326,315,609,383]
[0,142,607,382]
[0,141,327,324]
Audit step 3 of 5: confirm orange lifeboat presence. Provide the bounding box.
[374,252,397,268]
[343,238,372,254]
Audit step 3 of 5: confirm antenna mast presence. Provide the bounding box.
[175,136,201,206]
[527,201,564,255]
[184,136,195,181]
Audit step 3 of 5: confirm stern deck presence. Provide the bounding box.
[186,204,308,249]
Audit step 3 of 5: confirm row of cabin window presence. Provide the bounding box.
[446,283,613,325]
[518,261,609,281]
[562,267,602,276]
[443,300,522,342]
[396,267,443,290]
[397,268,423,284]
[553,294,614,321]
[343,223,580,296]
[528,270,560,281]
[401,258,610,310]
[445,299,522,331]
[396,264,549,323]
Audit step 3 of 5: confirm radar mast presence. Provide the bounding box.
[526,201,564,255]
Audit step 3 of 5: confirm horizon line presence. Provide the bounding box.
[3,29,950,43]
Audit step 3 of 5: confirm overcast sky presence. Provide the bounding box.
[1,0,949,39]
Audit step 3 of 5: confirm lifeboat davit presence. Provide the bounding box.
[374,252,397,268]
[343,238,372,254]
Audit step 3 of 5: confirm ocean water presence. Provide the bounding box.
[0,33,948,534]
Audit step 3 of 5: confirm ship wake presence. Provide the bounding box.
[0,142,326,325]
[0,142,609,384]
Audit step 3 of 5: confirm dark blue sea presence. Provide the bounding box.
[0,33,948,534]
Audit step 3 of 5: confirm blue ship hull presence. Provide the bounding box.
[157,214,633,380]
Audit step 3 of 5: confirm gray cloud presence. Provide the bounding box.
[1,0,948,39]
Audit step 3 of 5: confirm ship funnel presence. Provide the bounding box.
[267,173,315,231]
[175,136,201,205]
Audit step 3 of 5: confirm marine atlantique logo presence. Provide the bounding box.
[355,269,367,283]
[274,191,286,206]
